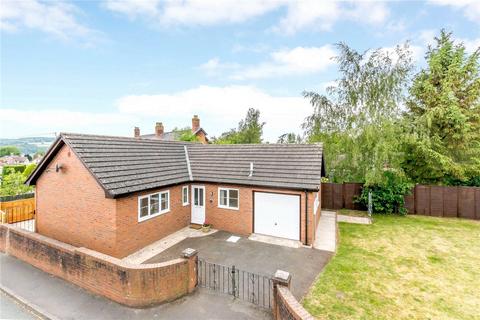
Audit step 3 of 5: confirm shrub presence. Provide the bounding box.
[356,171,412,215]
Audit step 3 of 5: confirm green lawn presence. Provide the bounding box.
[303,214,480,320]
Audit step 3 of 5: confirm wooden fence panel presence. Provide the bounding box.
[332,183,344,209]
[0,197,35,223]
[443,187,458,218]
[321,183,479,220]
[404,191,415,214]
[458,187,476,219]
[344,183,363,210]
[321,183,333,209]
[430,186,444,217]
[476,189,480,220]
[415,186,431,216]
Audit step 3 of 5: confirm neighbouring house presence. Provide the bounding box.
[25,133,325,258]
[0,155,29,165]
[134,115,209,144]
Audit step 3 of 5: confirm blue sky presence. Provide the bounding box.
[1,0,479,141]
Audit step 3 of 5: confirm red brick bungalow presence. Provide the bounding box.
[26,133,325,258]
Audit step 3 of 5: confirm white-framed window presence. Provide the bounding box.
[138,190,170,222]
[218,188,239,210]
[182,186,189,206]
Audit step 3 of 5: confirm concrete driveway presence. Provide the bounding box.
[145,231,332,299]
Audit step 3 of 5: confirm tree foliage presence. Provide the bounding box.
[172,127,199,142]
[402,30,480,185]
[0,165,36,196]
[0,146,21,157]
[277,132,302,144]
[357,171,412,215]
[303,42,414,184]
[214,108,265,144]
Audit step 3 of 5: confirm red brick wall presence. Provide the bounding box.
[115,184,191,258]
[36,145,118,256]
[34,144,321,257]
[0,225,197,308]
[202,183,318,245]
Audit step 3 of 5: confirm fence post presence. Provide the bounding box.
[182,248,198,293]
[272,270,291,320]
[231,265,236,297]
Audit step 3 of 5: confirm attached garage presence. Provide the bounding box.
[253,192,300,241]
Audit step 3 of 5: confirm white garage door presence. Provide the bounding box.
[254,192,300,241]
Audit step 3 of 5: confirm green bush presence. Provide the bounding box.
[2,164,27,177]
[356,171,412,215]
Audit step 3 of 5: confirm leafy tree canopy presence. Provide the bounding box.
[303,42,414,184]
[172,127,199,142]
[277,133,302,144]
[214,108,265,144]
[402,30,480,185]
[0,146,21,157]
[0,170,35,196]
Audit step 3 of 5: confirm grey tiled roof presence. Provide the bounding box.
[188,144,323,190]
[27,133,323,197]
[140,131,179,141]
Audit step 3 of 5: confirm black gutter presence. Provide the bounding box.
[305,190,308,246]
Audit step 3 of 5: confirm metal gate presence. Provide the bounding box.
[197,258,273,309]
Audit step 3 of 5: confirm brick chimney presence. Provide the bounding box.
[155,122,164,137]
[134,127,140,138]
[192,115,200,133]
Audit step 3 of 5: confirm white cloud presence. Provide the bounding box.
[460,38,480,54]
[116,85,312,141]
[274,0,340,34]
[0,0,96,41]
[198,58,240,76]
[103,0,391,34]
[1,86,315,141]
[429,0,480,22]
[105,0,280,26]
[0,109,134,138]
[214,45,337,80]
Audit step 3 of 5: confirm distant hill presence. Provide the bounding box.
[0,137,55,155]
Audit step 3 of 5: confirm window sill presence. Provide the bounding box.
[218,205,239,211]
[138,209,170,222]
[182,202,190,206]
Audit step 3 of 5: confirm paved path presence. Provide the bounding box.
[0,254,271,320]
[0,290,40,320]
[313,211,337,252]
[337,214,372,224]
[123,226,218,264]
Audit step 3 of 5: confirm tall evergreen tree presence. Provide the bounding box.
[403,30,480,185]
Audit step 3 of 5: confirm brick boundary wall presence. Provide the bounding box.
[0,224,197,308]
[272,270,314,320]
[274,286,314,320]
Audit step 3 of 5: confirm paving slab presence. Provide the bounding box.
[0,254,271,320]
[123,226,218,264]
[313,211,337,252]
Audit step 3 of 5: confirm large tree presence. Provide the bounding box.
[214,108,265,144]
[303,42,413,184]
[402,30,480,185]
[0,146,21,157]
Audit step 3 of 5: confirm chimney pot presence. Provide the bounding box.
[155,122,164,137]
[134,127,140,138]
[192,115,200,133]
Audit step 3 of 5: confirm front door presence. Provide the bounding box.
[191,185,205,224]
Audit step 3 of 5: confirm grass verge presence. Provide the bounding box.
[303,214,480,320]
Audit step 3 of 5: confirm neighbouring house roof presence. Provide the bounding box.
[26,133,325,198]
[139,128,208,141]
